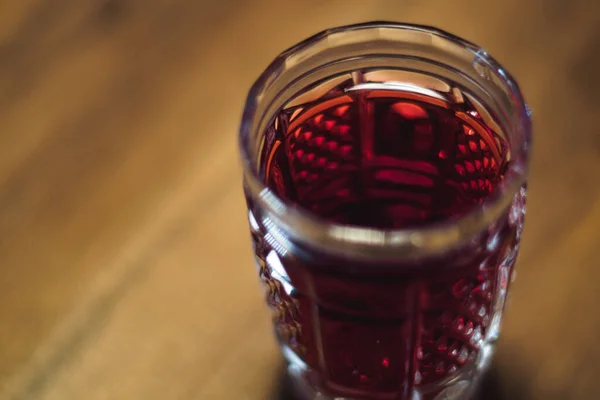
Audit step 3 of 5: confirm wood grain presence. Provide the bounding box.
[0,1,598,399]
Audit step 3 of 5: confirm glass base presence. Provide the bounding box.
[282,343,495,400]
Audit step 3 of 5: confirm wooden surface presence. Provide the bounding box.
[0,1,599,399]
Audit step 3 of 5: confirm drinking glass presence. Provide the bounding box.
[239,22,530,400]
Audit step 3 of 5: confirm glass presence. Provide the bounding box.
[239,22,530,400]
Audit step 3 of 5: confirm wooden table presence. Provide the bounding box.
[0,1,598,399]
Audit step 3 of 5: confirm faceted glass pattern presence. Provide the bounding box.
[247,185,524,399]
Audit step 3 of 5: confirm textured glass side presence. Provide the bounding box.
[245,186,525,400]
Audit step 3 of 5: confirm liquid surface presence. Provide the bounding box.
[247,70,524,399]
[261,70,509,229]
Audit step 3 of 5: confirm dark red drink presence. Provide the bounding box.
[240,23,530,400]
[247,70,524,399]
[262,71,508,228]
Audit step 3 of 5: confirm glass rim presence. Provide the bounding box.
[239,21,531,260]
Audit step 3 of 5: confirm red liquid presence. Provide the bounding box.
[247,70,524,399]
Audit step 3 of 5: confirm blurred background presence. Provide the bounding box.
[0,1,599,399]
